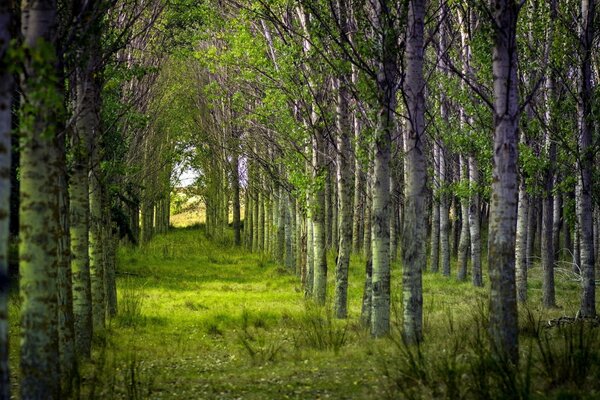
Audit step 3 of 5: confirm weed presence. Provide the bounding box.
[381,306,534,400]
[535,319,600,388]
[123,351,156,400]
[292,303,349,353]
[117,278,145,327]
[237,329,284,365]
[205,322,223,336]
[184,300,208,311]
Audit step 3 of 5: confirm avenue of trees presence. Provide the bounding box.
[0,0,599,398]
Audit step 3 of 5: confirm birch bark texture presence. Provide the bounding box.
[369,0,397,338]
[577,0,596,318]
[402,0,426,344]
[488,0,520,364]
[20,1,61,398]
[333,0,353,319]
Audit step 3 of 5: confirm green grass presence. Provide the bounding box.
[7,226,600,399]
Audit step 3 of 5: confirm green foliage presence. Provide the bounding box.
[18,38,65,142]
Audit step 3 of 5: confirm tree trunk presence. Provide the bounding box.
[57,119,76,395]
[552,189,562,261]
[305,194,314,296]
[103,202,117,318]
[515,180,529,302]
[488,0,520,364]
[361,154,374,327]
[370,0,396,336]
[541,58,557,308]
[232,153,241,246]
[430,143,440,272]
[457,155,470,281]
[285,193,294,270]
[440,146,450,276]
[312,133,327,306]
[401,0,426,344]
[526,196,537,270]
[257,189,264,252]
[277,185,285,262]
[19,2,61,397]
[334,69,352,318]
[468,155,483,287]
[352,94,363,255]
[577,0,596,318]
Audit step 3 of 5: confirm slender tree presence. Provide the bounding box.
[402,0,426,344]
[19,0,61,397]
[488,0,521,364]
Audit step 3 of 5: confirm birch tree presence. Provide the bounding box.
[19,0,61,397]
[488,0,521,364]
[577,0,596,318]
[402,0,426,344]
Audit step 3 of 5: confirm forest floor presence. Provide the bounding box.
[8,224,600,399]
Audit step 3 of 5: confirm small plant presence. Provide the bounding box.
[238,309,284,364]
[122,351,155,400]
[292,303,349,353]
[205,322,223,336]
[117,279,145,327]
[238,331,284,365]
[161,242,174,260]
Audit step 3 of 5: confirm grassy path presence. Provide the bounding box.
[84,227,383,399]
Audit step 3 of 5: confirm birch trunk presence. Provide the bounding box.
[488,0,520,364]
[515,179,529,302]
[285,194,294,270]
[541,59,557,308]
[370,0,396,337]
[90,163,105,332]
[440,145,450,276]
[430,143,440,272]
[257,189,264,252]
[552,189,562,261]
[232,153,241,246]
[457,155,470,281]
[70,64,95,357]
[352,88,363,254]
[306,195,314,296]
[57,122,76,395]
[277,185,285,263]
[402,0,426,344]
[361,154,374,327]
[312,134,327,306]
[526,197,537,270]
[20,1,61,397]
[334,69,352,318]
[469,155,482,287]
[577,0,596,318]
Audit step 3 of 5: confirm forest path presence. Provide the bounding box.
[83,227,382,399]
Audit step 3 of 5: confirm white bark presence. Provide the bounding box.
[402,0,426,344]
[488,0,520,364]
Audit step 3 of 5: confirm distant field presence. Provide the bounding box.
[170,193,245,228]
